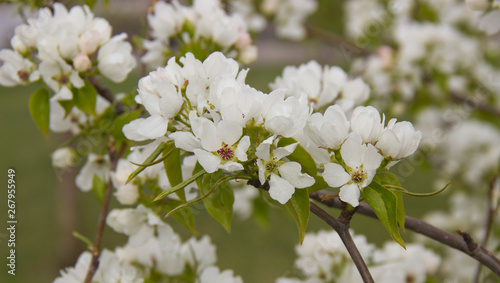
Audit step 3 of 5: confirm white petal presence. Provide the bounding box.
[170,132,201,151]
[269,174,295,204]
[339,183,360,207]
[323,163,351,187]
[257,159,266,184]
[216,120,242,146]
[274,142,298,160]
[198,118,221,152]
[193,149,220,173]
[136,115,169,139]
[363,144,384,171]
[278,162,315,188]
[123,118,149,141]
[159,88,183,118]
[234,136,250,161]
[219,161,244,172]
[256,137,273,160]
[340,133,363,169]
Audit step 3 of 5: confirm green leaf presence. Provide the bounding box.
[200,171,234,233]
[163,143,185,202]
[306,175,329,194]
[126,141,172,184]
[112,110,141,143]
[164,199,197,234]
[85,0,96,9]
[72,82,97,115]
[29,88,50,137]
[362,182,405,248]
[58,99,75,118]
[154,169,206,202]
[277,137,317,176]
[373,172,405,232]
[285,188,310,244]
[92,175,107,203]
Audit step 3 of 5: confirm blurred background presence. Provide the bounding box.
[0,0,442,282]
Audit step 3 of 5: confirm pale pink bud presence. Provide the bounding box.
[73,53,92,72]
[235,32,252,50]
[377,46,394,69]
[78,30,101,54]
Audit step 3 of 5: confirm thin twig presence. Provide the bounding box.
[305,24,372,57]
[83,143,126,283]
[310,190,500,277]
[473,174,500,283]
[450,91,500,118]
[87,76,125,115]
[310,202,374,283]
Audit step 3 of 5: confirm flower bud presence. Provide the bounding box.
[235,32,252,50]
[73,53,92,72]
[51,147,77,168]
[10,36,28,55]
[239,46,257,64]
[78,30,101,54]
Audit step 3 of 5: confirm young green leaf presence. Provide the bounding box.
[306,175,329,194]
[277,137,317,176]
[285,188,310,244]
[126,141,172,184]
[163,199,197,234]
[92,175,107,203]
[162,143,185,202]
[29,88,50,137]
[201,171,235,233]
[154,169,206,202]
[362,182,406,248]
[72,82,97,115]
[373,172,405,232]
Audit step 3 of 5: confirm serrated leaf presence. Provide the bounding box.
[126,141,172,184]
[285,188,310,243]
[29,88,50,136]
[362,182,405,248]
[72,82,97,115]
[92,174,107,203]
[154,169,206,201]
[277,137,317,176]
[201,171,234,233]
[163,143,185,202]
[164,199,197,234]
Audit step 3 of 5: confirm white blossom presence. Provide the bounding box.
[75,154,110,192]
[97,33,136,83]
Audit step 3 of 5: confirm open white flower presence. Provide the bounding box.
[376,119,422,160]
[323,133,383,207]
[306,105,350,150]
[171,112,250,173]
[0,50,40,87]
[97,33,136,83]
[256,137,315,204]
[75,154,110,192]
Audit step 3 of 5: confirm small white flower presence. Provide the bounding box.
[112,159,139,205]
[75,154,110,192]
[323,133,383,207]
[263,90,310,138]
[199,266,243,283]
[171,112,250,173]
[350,106,385,144]
[256,137,315,204]
[0,50,40,87]
[306,105,350,150]
[181,235,217,272]
[376,119,422,160]
[51,147,77,168]
[97,33,136,83]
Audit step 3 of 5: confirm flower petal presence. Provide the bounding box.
[269,174,295,204]
[278,162,315,188]
[340,133,363,169]
[339,183,360,207]
[170,132,201,151]
[216,120,242,146]
[193,149,220,173]
[136,115,169,139]
[234,136,250,161]
[323,163,351,187]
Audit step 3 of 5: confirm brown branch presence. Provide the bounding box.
[83,143,126,283]
[310,190,500,277]
[310,202,374,283]
[87,76,125,115]
[474,174,500,283]
[305,24,372,57]
[450,91,500,117]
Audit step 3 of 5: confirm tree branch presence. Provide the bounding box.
[87,76,125,115]
[450,91,500,118]
[83,143,126,283]
[310,190,500,277]
[305,24,372,57]
[310,202,374,283]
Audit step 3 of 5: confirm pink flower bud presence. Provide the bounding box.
[235,32,252,50]
[78,30,101,54]
[73,53,92,72]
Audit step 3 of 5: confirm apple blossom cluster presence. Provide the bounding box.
[124,51,421,207]
[0,3,136,96]
[270,60,369,112]
[276,230,441,283]
[228,0,318,40]
[346,0,500,112]
[54,205,243,283]
[142,0,257,69]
